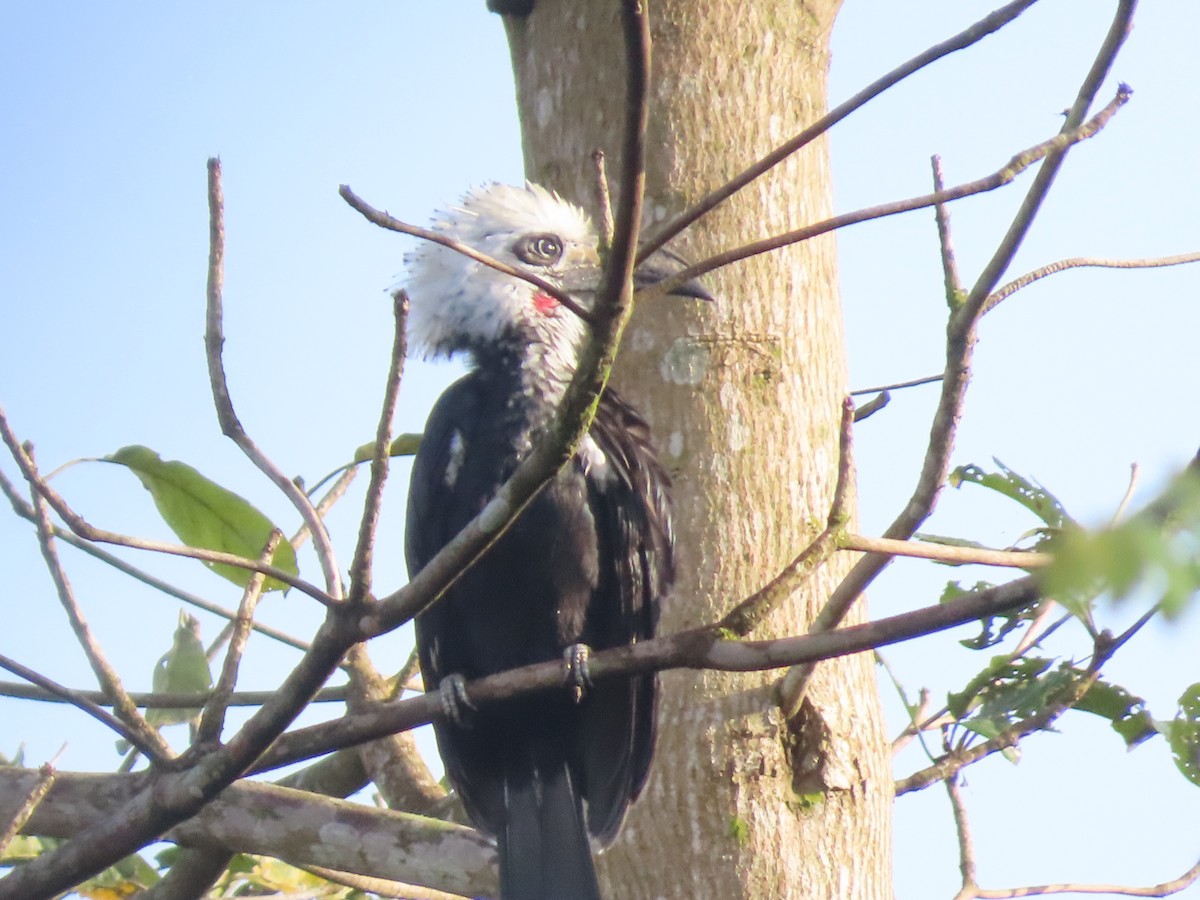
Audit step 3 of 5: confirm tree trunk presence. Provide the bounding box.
[501,2,894,896]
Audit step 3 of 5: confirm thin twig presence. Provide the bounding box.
[850,374,943,396]
[719,398,855,636]
[347,291,408,606]
[1110,462,1141,526]
[982,252,1200,318]
[636,0,1043,261]
[839,535,1049,568]
[970,857,1200,897]
[592,148,614,249]
[196,531,281,745]
[782,16,1136,710]
[932,154,964,304]
[298,864,472,900]
[0,680,351,706]
[895,641,1114,796]
[0,413,330,603]
[0,655,152,750]
[204,158,344,602]
[0,466,317,657]
[338,184,594,324]
[0,763,56,857]
[23,447,172,765]
[947,776,980,900]
[654,87,1133,295]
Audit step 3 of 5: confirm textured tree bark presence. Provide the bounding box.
[501,2,894,896]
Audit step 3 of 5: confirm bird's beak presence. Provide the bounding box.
[559,245,604,296]
[633,247,715,302]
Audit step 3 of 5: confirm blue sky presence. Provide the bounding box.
[2,2,1198,896]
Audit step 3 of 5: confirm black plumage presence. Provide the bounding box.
[402,182,705,899]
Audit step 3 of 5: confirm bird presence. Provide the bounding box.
[403,182,710,899]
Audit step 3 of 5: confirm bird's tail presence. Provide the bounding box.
[499,758,601,900]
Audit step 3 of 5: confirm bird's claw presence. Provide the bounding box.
[439,674,475,727]
[563,643,593,704]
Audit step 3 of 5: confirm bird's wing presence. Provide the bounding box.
[576,388,674,842]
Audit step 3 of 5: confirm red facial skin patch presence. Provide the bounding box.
[533,291,559,314]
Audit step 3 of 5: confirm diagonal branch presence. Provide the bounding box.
[195,532,280,746]
[0,655,156,752]
[778,3,1137,710]
[0,415,330,604]
[23,448,172,765]
[338,185,594,324]
[254,577,1042,774]
[362,0,652,640]
[204,158,344,601]
[637,0,1044,261]
[654,87,1132,295]
[982,249,1200,317]
[347,291,408,605]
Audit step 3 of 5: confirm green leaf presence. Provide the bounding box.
[0,834,43,863]
[950,459,1074,532]
[353,432,423,463]
[1076,678,1155,747]
[948,656,1075,730]
[146,611,213,729]
[939,580,1041,650]
[105,445,297,591]
[1156,683,1200,787]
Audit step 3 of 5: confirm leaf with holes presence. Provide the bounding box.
[950,459,1074,532]
[1156,684,1200,788]
[1076,677,1155,747]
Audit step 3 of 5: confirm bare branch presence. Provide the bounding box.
[0,655,153,749]
[255,578,1041,774]
[982,250,1200,317]
[1,465,320,657]
[853,392,890,422]
[299,865,473,900]
[947,776,980,900]
[0,414,331,604]
[7,770,498,900]
[850,374,943,396]
[0,763,55,859]
[0,680,350,707]
[591,148,614,249]
[23,447,172,765]
[932,154,964,303]
[204,158,344,601]
[778,6,1138,712]
[1110,462,1141,526]
[970,858,1200,897]
[637,0,1044,261]
[196,531,281,746]
[718,398,855,636]
[347,291,408,605]
[338,184,594,324]
[655,87,1132,294]
[839,535,1049,569]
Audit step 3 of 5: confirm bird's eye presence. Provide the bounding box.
[514,233,563,266]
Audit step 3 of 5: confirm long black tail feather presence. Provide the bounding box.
[499,760,601,900]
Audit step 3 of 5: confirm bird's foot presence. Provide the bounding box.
[438,674,475,727]
[563,643,593,704]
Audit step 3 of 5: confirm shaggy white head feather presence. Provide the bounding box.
[404,183,599,382]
